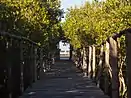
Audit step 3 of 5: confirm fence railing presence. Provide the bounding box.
[0,32,52,98]
[72,28,131,98]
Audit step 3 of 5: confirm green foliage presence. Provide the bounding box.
[63,0,131,48]
[63,0,131,97]
[0,0,63,50]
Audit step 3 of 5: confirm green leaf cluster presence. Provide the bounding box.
[63,0,131,49]
[0,0,63,49]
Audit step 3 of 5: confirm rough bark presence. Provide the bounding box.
[126,32,131,98]
[109,37,119,98]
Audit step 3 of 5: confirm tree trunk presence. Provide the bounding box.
[109,37,119,98]
[126,32,131,98]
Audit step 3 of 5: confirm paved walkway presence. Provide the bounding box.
[19,61,109,98]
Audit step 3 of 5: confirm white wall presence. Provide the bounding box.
[59,40,70,51]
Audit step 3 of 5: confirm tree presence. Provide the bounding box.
[63,0,131,97]
[0,0,63,50]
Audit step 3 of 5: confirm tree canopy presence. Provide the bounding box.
[63,0,131,49]
[0,0,63,50]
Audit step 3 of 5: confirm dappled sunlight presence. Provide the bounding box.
[65,89,85,94]
[20,61,109,98]
[1,0,129,98]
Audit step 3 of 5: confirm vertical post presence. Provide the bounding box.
[88,46,92,78]
[7,39,13,98]
[80,48,83,70]
[109,37,119,98]
[39,48,43,79]
[29,44,32,86]
[96,45,104,87]
[75,49,81,68]
[34,47,37,81]
[30,44,34,83]
[0,39,8,98]
[82,47,87,77]
[20,41,24,93]
[104,41,110,94]
[69,45,73,61]
[92,45,96,79]
[126,32,131,98]
[117,39,126,97]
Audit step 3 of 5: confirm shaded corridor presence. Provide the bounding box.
[19,61,109,98]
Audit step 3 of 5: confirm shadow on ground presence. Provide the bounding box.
[19,61,109,98]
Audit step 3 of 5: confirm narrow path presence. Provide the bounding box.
[19,61,109,98]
